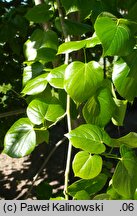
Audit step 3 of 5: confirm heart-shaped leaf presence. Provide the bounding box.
[22,73,48,95]
[95,12,135,56]
[64,61,104,103]
[47,64,67,89]
[66,124,111,154]
[3,118,36,158]
[27,97,65,125]
[24,29,58,62]
[83,87,115,127]
[72,151,102,179]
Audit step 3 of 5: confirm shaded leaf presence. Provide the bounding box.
[112,98,127,126]
[25,3,53,23]
[112,146,137,198]
[55,18,91,36]
[68,173,107,197]
[111,132,137,148]
[36,130,49,145]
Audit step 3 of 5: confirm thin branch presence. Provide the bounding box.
[0,109,25,119]
[24,137,67,199]
[56,0,72,200]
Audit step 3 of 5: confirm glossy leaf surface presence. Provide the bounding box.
[66,124,110,154]
[73,151,102,179]
[3,118,36,158]
[64,61,104,103]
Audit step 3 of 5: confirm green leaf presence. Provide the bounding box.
[112,146,137,198]
[64,61,104,103]
[57,33,100,54]
[23,62,44,86]
[36,47,57,62]
[22,73,48,95]
[25,3,53,23]
[58,40,86,54]
[74,190,90,200]
[50,197,65,200]
[55,18,91,36]
[127,2,137,22]
[111,132,137,148]
[83,87,115,127]
[66,124,110,154]
[73,151,102,179]
[35,182,52,200]
[107,185,123,200]
[95,12,135,56]
[112,51,137,101]
[68,173,107,197]
[85,33,101,48]
[27,97,65,125]
[3,118,36,158]
[36,130,49,145]
[41,30,59,51]
[24,29,58,62]
[47,64,67,89]
[112,98,127,126]
[93,193,111,200]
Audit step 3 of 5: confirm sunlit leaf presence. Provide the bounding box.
[83,87,115,127]
[113,51,137,101]
[73,151,102,179]
[27,97,65,125]
[64,61,104,103]
[66,124,111,154]
[3,118,36,158]
[57,40,86,54]
[22,73,48,95]
[95,12,135,56]
[23,62,44,86]
[47,64,67,89]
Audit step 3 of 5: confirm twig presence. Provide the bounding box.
[56,0,72,200]
[0,109,25,119]
[24,137,67,199]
